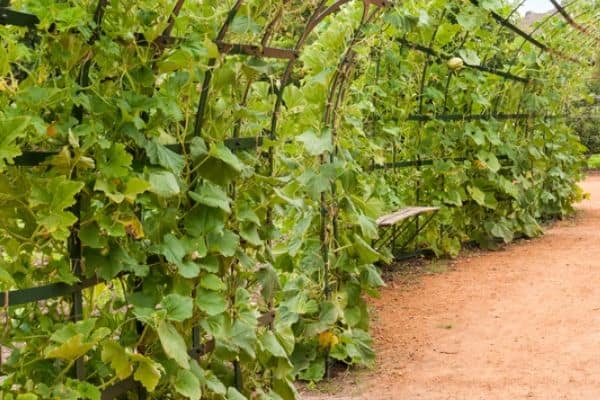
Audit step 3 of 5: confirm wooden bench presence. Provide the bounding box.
[373,206,439,256]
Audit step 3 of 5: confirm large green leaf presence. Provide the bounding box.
[157,321,190,369]
[296,130,333,156]
[160,294,194,322]
[97,143,133,178]
[196,289,228,316]
[174,369,202,400]
[188,181,231,213]
[148,171,180,197]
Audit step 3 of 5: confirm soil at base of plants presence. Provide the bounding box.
[302,174,600,400]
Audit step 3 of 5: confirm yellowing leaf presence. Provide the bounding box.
[119,216,145,239]
[101,342,133,380]
[45,334,94,360]
[133,356,162,392]
[124,177,150,203]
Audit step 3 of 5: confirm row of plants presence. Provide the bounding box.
[0,0,595,399]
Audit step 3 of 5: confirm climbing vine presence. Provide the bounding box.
[0,0,596,399]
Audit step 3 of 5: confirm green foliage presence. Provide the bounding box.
[0,0,593,399]
[588,154,600,169]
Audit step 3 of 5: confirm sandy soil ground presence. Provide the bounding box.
[304,174,600,399]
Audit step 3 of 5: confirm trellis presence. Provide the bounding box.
[0,0,597,398]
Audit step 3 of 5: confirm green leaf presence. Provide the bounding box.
[357,214,378,240]
[184,206,226,237]
[196,368,227,396]
[124,177,151,202]
[0,116,30,171]
[145,141,185,174]
[30,176,84,210]
[97,143,132,178]
[196,288,227,316]
[240,223,262,246]
[458,49,481,66]
[0,266,16,288]
[94,178,125,203]
[160,294,193,322]
[352,234,380,264]
[195,142,247,184]
[259,331,287,358]
[157,321,190,369]
[207,230,239,257]
[79,222,107,248]
[174,369,202,400]
[298,359,325,382]
[467,185,486,206]
[190,137,208,160]
[297,130,333,156]
[148,171,180,197]
[72,380,101,400]
[188,182,231,213]
[210,142,245,172]
[477,151,501,173]
[15,394,39,400]
[230,319,257,358]
[200,274,226,291]
[178,260,201,279]
[227,387,247,400]
[160,233,186,264]
[37,210,78,240]
[46,319,108,361]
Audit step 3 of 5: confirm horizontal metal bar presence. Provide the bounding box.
[12,151,57,166]
[165,136,264,153]
[225,136,264,151]
[406,113,563,122]
[10,137,264,167]
[217,42,298,60]
[372,155,510,170]
[0,276,101,307]
[0,7,39,27]
[398,38,529,83]
[469,63,529,83]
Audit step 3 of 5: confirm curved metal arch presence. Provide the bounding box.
[317,0,385,299]
[549,0,600,40]
[532,5,600,55]
[490,1,598,117]
[543,14,600,59]
[511,2,599,63]
[269,0,371,142]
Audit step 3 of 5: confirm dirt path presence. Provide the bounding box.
[305,174,600,400]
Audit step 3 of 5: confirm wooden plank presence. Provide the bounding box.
[376,206,439,226]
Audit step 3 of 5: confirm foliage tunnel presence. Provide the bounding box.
[0,0,598,399]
